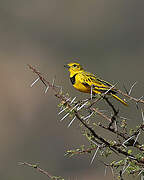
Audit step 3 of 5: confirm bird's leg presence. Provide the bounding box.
[90,85,93,100]
[90,84,95,100]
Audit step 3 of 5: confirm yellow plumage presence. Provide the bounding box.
[64,62,127,106]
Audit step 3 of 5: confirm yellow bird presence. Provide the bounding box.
[64,62,127,106]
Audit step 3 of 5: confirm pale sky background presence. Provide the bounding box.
[0,0,144,179]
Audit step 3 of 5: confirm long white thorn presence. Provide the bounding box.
[59,98,71,112]
[60,102,78,122]
[60,112,70,122]
[83,112,94,121]
[90,146,100,164]
[128,156,136,160]
[60,105,78,121]
[67,116,76,128]
[77,101,88,111]
[120,116,129,120]
[82,98,89,102]
[90,139,100,147]
[58,107,68,115]
[122,163,130,175]
[128,81,137,95]
[30,77,40,87]
[133,131,141,146]
[104,166,107,176]
[70,97,77,104]
[122,159,127,171]
[52,78,55,87]
[141,109,144,124]
[110,167,114,178]
[141,174,144,180]
[136,96,143,108]
[122,135,135,148]
[104,82,118,95]
[65,97,71,103]
[138,96,143,102]
[114,121,118,132]
[138,169,144,176]
[45,86,49,93]
[70,104,79,112]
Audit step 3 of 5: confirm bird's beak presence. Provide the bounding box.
[64,64,69,69]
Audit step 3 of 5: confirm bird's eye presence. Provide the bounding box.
[73,64,77,67]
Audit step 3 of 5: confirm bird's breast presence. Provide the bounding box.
[73,81,91,93]
[70,73,91,93]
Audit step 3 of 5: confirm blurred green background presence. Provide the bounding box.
[0,0,144,179]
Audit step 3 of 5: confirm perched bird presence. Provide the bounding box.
[64,62,127,106]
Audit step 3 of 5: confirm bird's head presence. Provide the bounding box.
[64,62,84,75]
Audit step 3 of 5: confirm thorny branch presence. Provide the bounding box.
[18,162,64,180]
[118,89,144,104]
[27,65,144,179]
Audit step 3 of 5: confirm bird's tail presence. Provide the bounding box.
[111,94,128,106]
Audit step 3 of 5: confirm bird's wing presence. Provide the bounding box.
[77,71,100,87]
[95,77,113,87]
[80,71,113,87]
[78,71,116,94]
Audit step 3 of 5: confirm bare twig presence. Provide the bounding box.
[18,162,63,180]
[118,89,144,104]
